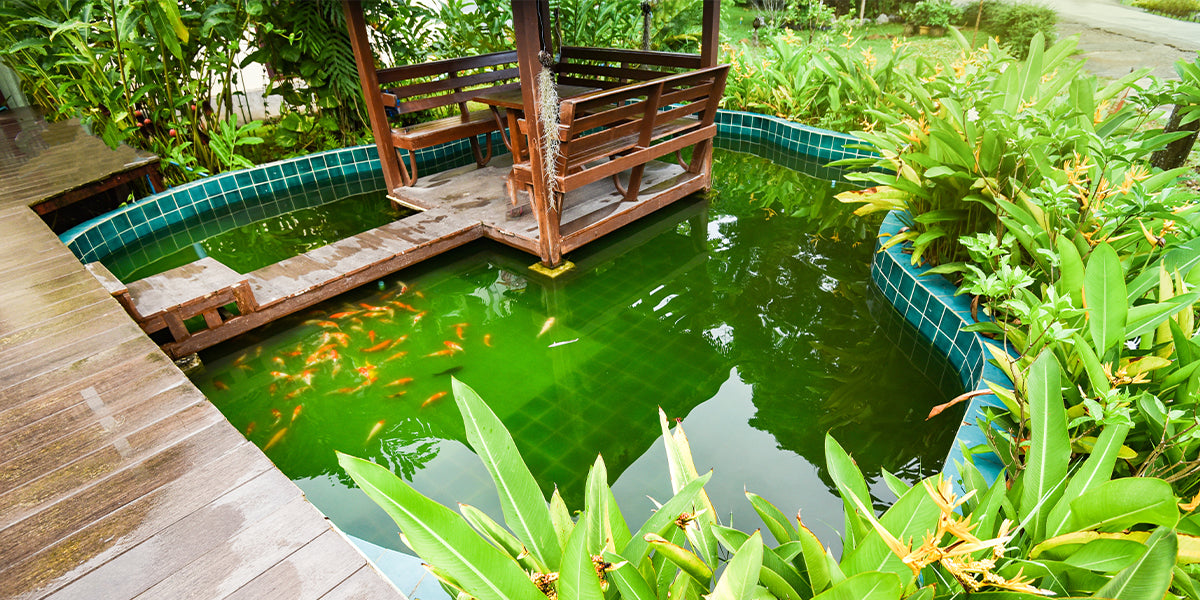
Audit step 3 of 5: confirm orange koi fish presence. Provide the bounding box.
[264,427,288,451]
[269,383,278,395]
[270,371,292,380]
[421,391,447,408]
[385,377,414,387]
[363,311,387,318]
[337,385,361,394]
[272,357,286,367]
[368,330,376,343]
[331,361,342,377]
[483,334,493,347]
[329,311,357,319]
[392,335,408,346]
[244,421,256,436]
[366,419,385,444]
[443,340,464,353]
[412,311,426,324]
[392,301,419,313]
[424,349,454,358]
[298,370,315,385]
[537,317,555,338]
[384,351,407,363]
[454,323,468,340]
[388,390,408,398]
[362,339,392,353]
[327,332,351,347]
[284,387,308,401]
[213,379,229,391]
[271,408,283,423]
[232,355,253,372]
[292,404,303,422]
[360,303,385,311]
[303,320,340,329]
[414,290,425,299]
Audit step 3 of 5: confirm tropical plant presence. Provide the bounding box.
[338,376,1200,599]
[906,0,958,27]
[974,0,1056,57]
[1151,53,1200,171]
[720,29,917,131]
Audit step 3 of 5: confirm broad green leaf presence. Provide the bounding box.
[1069,478,1179,532]
[759,565,802,600]
[798,519,833,594]
[825,435,872,546]
[1085,243,1127,357]
[1094,526,1177,600]
[880,468,911,498]
[1062,538,1145,572]
[1057,234,1085,307]
[709,531,763,600]
[1045,422,1129,538]
[657,410,718,566]
[746,491,799,543]
[1070,332,1110,394]
[451,378,561,570]
[1125,293,1200,339]
[643,533,712,585]
[336,453,543,600]
[560,510,605,600]
[810,571,902,600]
[711,526,811,597]
[550,489,574,550]
[1021,351,1069,542]
[621,473,712,564]
[459,503,544,572]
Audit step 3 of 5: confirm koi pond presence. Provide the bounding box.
[188,145,964,566]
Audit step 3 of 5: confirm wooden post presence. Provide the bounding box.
[700,0,720,68]
[342,0,407,192]
[513,0,562,267]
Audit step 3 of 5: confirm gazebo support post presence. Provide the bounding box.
[513,0,563,268]
[342,0,408,191]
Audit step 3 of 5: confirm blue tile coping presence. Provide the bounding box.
[872,210,1012,488]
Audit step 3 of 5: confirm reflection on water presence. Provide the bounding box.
[191,145,964,556]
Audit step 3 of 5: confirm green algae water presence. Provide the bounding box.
[101,190,412,281]
[190,146,964,558]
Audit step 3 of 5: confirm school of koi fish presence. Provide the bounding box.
[205,279,555,453]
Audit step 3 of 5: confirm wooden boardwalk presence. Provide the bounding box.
[0,111,404,599]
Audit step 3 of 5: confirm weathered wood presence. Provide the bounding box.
[342,0,406,190]
[701,0,721,68]
[512,0,561,266]
[559,46,703,69]
[320,565,408,600]
[377,50,519,83]
[222,529,367,600]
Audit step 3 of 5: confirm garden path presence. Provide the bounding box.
[1041,0,1200,79]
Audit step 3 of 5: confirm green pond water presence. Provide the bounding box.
[189,147,965,556]
[102,191,412,281]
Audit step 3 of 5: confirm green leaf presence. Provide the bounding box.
[1069,478,1179,532]
[810,571,902,600]
[1094,526,1177,600]
[1062,538,1145,572]
[459,503,545,572]
[840,478,940,580]
[336,453,543,600]
[560,510,605,600]
[759,565,802,600]
[746,491,799,543]
[602,552,657,600]
[1085,243,1128,357]
[1045,423,1130,538]
[550,488,574,550]
[1125,293,1200,339]
[451,377,561,570]
[798,519,834,594]
[825,435,872,546]
[644,533,712,585]
[1056,235,1085,307]
[620,473,712,564]
[658,410,718,566]
[1021,350,1069,542]
[709,531,763,600]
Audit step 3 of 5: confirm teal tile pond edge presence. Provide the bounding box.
[59,110,870,266]
[872,210,1011,488]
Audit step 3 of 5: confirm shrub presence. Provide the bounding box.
[974,0,1057,58]
[1133,0,1200,16]
[906,0,960,26]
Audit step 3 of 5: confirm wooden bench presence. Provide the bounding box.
[376,50,520,186]
[511,64,729,207]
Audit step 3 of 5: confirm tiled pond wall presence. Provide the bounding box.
[60,109,1008,488]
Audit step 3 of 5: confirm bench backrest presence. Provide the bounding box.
[555,46,701,90]
[376,51,520,117]
[557,64,729,166]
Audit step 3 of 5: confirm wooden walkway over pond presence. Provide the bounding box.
[0,109,403,599]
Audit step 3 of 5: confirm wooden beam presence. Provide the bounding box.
[701,0,720,68]
[513,0,562,267]
[341,0,407,190]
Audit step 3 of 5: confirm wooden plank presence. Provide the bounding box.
[0,417,247,562]
[0,361,184,462]
[559,46,702,69]
[388,67,519,103]
[10,445,278,600]
[562,172,707,253]
[0,313,143,385]
[223,530,368,600]
[376,50,518,83]
[132,495,332,600]
[319,565,406,600]
[124,257,246,318]
[0,386,212,516]
[342,0,407,190]
[701,0,721,68]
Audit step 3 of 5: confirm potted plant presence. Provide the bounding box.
[908,0,957,35]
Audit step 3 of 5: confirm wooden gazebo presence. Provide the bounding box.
[342,0,727,270]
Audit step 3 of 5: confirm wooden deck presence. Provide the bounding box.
[0,113,404,599]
